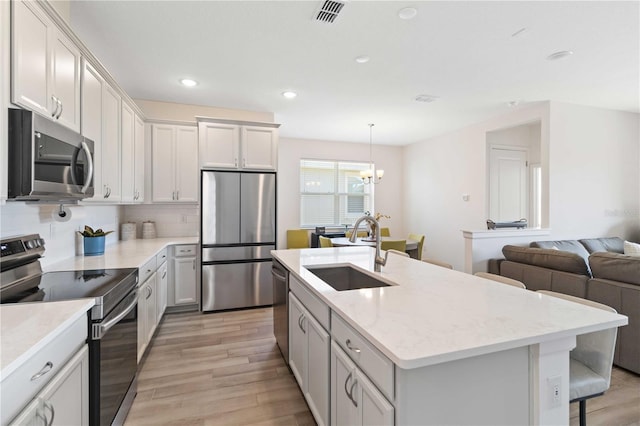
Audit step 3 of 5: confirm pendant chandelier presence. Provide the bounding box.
[360,123,384,184]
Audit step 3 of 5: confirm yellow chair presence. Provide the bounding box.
[407,233,425,260]
[380,227,391,237]
[345,230,368,238]
[319,236,333,248]
[286,229,309,249]
[380,239,406,252]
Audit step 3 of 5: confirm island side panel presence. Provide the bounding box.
[395,346,530,425]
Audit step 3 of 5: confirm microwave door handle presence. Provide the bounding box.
[80,141,94,194]
[70,147,80,186]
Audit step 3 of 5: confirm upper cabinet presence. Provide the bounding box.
[11,0,81,132]
[151,123,198,203]
[198,119,279,171]
[121,102,144,203]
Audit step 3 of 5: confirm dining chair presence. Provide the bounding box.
[407,233,425,260]
[380,239,406,252]
[474,272,526,289]
[380,227,391,237]
[537,290,618,426]
[422,258,453,269]
[345,230,368,238]
[318,236,333,248]
[286,229,309,249]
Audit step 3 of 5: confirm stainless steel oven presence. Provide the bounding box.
[7,108,94,201]
[0,234,138,426]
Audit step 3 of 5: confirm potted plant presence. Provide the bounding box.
[77,225,113,256]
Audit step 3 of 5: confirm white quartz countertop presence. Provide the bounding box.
[44,237,199,272]
[0,299,95,379]
[273,247,628,369]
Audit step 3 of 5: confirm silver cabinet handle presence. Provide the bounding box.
[162,270,167,279]
[243,158,246,167]
[146,286,153,299]
[56,99,63,119]
[192,259,196,269]
[349,378,358,407]
[43,400,55,426]
[297,313,306,333]
[344,371,353,401]
[346,339,361,354]
[176,190,180,200]
[234,158,238,167]
[31,361,53,381]
[51,95,59,118]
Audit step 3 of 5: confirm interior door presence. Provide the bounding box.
[489,147,528,222]
[240,173,276,243]
[201,171,240,245]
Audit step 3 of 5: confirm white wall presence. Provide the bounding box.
[404,101,640,271]
[123,204,199,238]
[0,203,122,268]
[277,137,404,248]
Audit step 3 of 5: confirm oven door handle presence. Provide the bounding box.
[92,290,138,340]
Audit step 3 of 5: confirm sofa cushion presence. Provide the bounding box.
[502,245,590,276]
[623,240,640,256]
[589,252,640,286]
[530,240,591,261]
[580,237,624,254]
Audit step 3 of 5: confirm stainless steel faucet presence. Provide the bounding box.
[349,215,385,272]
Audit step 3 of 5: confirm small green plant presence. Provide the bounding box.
[77,225,113,237]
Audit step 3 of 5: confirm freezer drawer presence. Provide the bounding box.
[201,261,273,311]
[202,245,274,263]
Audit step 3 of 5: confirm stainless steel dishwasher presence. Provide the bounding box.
[272,259,289,365]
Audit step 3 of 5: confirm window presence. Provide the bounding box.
[300,159,373,227]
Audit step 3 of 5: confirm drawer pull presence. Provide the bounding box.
[31,361,53,381]
[346,339,361,354]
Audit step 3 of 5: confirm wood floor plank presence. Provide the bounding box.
[126,308,639,426]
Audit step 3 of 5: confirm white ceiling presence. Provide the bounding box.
[69,1,640,146]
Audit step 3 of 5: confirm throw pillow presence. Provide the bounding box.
[623,240,640,256]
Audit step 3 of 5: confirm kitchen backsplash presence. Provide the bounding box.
[123,204,199,238]
[0,203,122,268]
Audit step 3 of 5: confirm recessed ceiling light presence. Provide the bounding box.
[355,55,370,64]
[546,50,574,61]
[415,94,439,103]
[180,79,198,87]
[398,7,418,20]
[282,91,297,99]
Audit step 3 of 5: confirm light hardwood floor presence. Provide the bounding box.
[125,308,640,426]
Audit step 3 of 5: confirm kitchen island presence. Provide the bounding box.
[272,247,627,425]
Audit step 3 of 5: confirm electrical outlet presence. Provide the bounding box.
[548,376,562,408]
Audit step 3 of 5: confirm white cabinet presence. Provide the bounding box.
[289,293,330,426]
[156,257,168,323]
[81,62,121,203]
[151,124,198,203]
[170,245,197,306]
[10,346,89,426]
[137,270,157,362]
[121,103,144,203]
[133,115,145,202]
[198,120,279,171]
[11,0,81,132]
[331,342,394,426]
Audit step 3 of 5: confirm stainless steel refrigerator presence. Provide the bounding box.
[201,170,276,312]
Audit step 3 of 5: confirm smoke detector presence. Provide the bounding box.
[314,0,346,24]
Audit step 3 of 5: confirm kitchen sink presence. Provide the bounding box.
[305,265,392,291]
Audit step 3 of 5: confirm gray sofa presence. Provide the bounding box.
[499,237,640,375]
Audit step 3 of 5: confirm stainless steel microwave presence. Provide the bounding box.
[8,109,94,201]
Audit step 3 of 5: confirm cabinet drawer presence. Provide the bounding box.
[0,314,87,425]
[290,275,329,330]
[139,257,157,284]
[156,248,168,265]
[174,244,196,257]
[331,312,394,400]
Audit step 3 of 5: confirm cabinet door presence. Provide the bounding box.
[40,345,89,426]
[357,370,394,426]
[198,122,240,169]
[306,313,330,426]
[120,102,135,203]
[11,0,50,116]
[145,274,158,343]
[288,293,307,390]
[81,60,104,200]
[151,124,176,202]
[137,281,148,362]
[173,257,197,305]
[156,261,168,323]
[175,126,199,202]
[241,126,278,170]
[331,342,359,426]
[133,115,145,202]
[102,84,121,201]
[8,397,43,426]
[50,29,80,132]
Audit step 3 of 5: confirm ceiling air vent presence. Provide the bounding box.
[314,0,346,24]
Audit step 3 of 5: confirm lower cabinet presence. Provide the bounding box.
[289,293,330,426]
[331,341,394,426]
[170,245,197,307]
[156,260,168,323]
[137,271,158,361]
[10,345,89,426]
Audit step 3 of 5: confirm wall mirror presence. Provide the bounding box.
[486,121,542,227]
